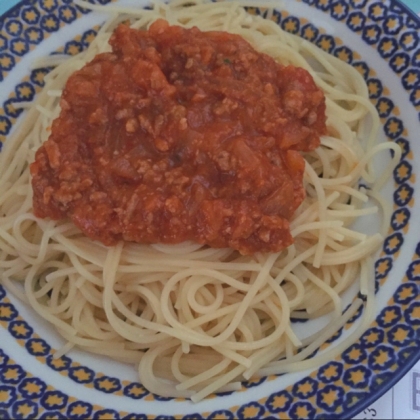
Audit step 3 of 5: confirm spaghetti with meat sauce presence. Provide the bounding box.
[30,19,326,255]
[0,0,403,402]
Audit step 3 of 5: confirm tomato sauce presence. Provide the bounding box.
[31,20,326,255]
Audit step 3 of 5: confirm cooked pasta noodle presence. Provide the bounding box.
[0,0,401,401]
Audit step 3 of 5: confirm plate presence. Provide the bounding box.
[0,0,419,419]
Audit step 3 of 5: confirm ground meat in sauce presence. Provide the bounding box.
[30,20,326,255]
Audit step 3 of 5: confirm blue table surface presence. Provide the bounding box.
[402,0,420,13]
[0,0,420,16]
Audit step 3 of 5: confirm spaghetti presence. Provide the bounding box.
[0,0,401,401]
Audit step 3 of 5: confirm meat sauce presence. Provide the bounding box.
[30,20,326,255]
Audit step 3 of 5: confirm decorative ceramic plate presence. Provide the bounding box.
[1,0,420,419]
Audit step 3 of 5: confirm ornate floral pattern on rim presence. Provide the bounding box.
[0,0,419,418]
